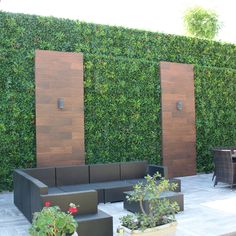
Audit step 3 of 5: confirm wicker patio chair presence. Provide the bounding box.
[213,147,236,153]
[213,149,236,188]
[212,147,236,181]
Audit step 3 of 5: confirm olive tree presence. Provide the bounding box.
[184,6,221,40]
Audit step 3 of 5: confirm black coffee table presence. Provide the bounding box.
[123,190,184,213]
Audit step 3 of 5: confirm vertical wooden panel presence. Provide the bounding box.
[160,61,196,177]
[35,50,85,167]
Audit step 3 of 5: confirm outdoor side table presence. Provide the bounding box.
[75,209,113,236]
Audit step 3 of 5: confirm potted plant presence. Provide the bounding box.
[29,202,79,236]
[117,173,179,236]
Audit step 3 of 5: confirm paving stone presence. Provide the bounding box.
[1,174,236,235]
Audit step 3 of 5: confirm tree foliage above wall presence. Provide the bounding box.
[184,6,221,40]
[0,11,235,191]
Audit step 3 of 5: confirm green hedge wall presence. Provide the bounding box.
[0,11,236,191]
[84,55,161,165]
[195,66,236,172]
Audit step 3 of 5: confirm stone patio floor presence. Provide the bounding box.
[1,173,236,236]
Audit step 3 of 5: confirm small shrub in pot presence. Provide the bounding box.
[119,173,179,235]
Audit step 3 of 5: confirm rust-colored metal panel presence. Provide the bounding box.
[160,62,196,177]
[35,50,85,167]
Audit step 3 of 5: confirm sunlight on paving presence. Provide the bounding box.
[202,196,236,214]
[2,174,236,236]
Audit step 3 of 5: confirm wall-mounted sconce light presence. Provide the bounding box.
[176,100,183,111]
[57,98,64,109]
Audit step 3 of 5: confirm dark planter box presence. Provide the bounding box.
[123,190,184,213]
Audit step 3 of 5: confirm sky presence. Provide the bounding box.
[1,0,236,44]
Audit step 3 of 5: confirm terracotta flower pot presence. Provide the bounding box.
[120,222,177,236]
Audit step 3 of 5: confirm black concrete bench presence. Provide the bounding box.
[76,210,113,236]
[13,160,181,236]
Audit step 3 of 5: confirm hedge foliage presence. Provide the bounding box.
[84,55,161,165]
[0,11,236,191]
[195,66,236,172]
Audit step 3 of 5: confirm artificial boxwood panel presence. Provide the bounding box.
[195,66,236,172]
[84,55,161,165]
[1,12,236,69]
[0,11,236,191]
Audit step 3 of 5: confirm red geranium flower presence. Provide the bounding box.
[44,201,51,207]
[68,207,78,215]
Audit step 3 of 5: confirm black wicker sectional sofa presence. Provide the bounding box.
[13,161,181,235]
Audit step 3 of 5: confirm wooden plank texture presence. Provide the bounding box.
[160,61,196,177]
[35,50,85,167]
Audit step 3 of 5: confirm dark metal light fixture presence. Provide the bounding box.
[57,98,64,109]
[176,100,183,111]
